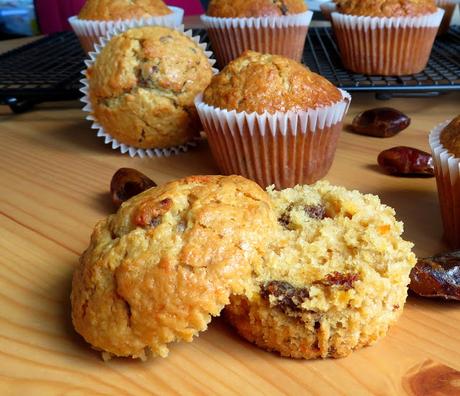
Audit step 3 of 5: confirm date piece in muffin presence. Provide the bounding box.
[71,175,276,359]
[207,0,307,18]
[78,0,172,20]
[226,181,416,359]
[87,26,213,149]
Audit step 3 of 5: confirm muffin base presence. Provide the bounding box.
[429,119,460,248]
[225,295,402,359]
[201,12,313,67]
[195,91,350,189]
[436,0,458,35]
[69,6,184,53]
[331,9,444,75]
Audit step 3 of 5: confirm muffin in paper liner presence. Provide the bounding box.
[69,6,184,54]
[436,0,459,34]
[429,119,460,248]
[201,11,313,67]
[80,26,218,158]
[330,8,444,75]
[195,89,351,189]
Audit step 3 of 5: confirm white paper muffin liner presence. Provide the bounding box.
[80,26,218,158]
[436,0,459,34]
[201,11,313,67]
[429,119,460,247]
[69,6,184,53]
[331,9,444,75]
[195,90,351,189]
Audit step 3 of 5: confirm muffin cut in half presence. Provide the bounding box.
[225,181,417,359]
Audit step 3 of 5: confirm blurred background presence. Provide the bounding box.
[0,1,329,38]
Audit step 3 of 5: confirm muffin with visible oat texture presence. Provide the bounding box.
[71,175,276,359]
[195,51,351,189]
[430,115,460,248]
[69,0,183,53]
[331,0,443,75]
[226,181,416,359]
[201,0,313,66]
[86,26,213,152]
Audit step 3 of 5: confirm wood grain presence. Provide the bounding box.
[1,42,460,394]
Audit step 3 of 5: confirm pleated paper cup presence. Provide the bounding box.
[80,26,217,158]
[69,6,184,53]
[429,119,460,248]
[330,9,444,75]
[201,11,313,67]
[436,0,459,34]
[195,90,351,189]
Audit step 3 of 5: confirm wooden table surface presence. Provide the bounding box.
[1,30,460,396]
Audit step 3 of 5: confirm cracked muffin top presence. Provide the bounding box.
[87,26,213,149]
[78,0,172,21]
[71,175,276,359]
[440,115,460,157]
[202,51,342,114]
[335,0,437,17]
[207,0,307,17]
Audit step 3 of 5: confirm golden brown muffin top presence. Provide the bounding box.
[87,26,213,148]
[335,0,437,17]
[440,116,460,157]
[202,51,342,114]
[207,0,307,17]
[78,0,171,21]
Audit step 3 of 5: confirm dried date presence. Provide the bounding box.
[410,251,460,300]
[377,146,434,177]
[260,280,310,314]
[110,168,156,208]
[351,107,411,138]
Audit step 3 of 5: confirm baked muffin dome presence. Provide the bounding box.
[225,181,416,359]
[88,26,213,149]
[202,51,342,114]
[335,0,437,17]
[207,0,307,18]
[440,115,460,156]
[71,175,276,359]
[78,0,172,21]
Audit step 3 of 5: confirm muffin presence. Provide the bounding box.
[429,115,460,248]
[436,0,459,34]
[69,0,184,53]
[225,181,416,359]
[195,51,351,189]
[330,0,444,75]
[83,26,214,157]
[201,0,313,67]
[71,175,276,359]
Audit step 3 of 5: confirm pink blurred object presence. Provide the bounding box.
[165,0,203,15]
[35,0,85,34]
[35,0,202,34]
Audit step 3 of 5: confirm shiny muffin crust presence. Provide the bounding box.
[207,0,307,18]
[78,0,172,21]
[225,181,416,359]
[335,0,437,17]
[202,50,342,114]
[71,175,276,359]
[440,115,460,157]
[88,26,212,149]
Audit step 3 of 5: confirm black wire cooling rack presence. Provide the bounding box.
[0,27,459,112]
